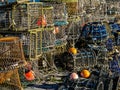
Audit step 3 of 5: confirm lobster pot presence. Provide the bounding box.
[91,24,108,43]
[95,46,108,65]
[81,22,108,43]
[62,0,78,16]
[0,69,22,90]
[2,30,42,60]
[75,48,96,70]
[0,7,12,31]
[66,22,80,43]
[44,2,68,26]
[42,28,56,53]
[0,37,26,72]
[12,2,43,31]
[19,30,42,60]
[54,25,67,46]
[43,6,54,27]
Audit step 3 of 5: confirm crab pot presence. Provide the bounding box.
[43,6,54,27]
[0,37,26,90]
[65,22,81,45]
[54,48,96,71]
[42,28,56,53]
[44,2,68,26]
[12,2,43,31]
[75,48,96,70]
[62,0,79,16]
[95,46,108,65]
[1,30,42,60]
[54,25,67,46]
[0,69,22,90]
[0,37,26,72]
[81,22,108,44]
[21,30,42,60]
[0,7,12,31]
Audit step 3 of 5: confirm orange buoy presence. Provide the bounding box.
[42,15,47,26]
[69,47,77,55]
[53,27,59,34]
[81,69,90,78]
[24,70,35,81]
[37,15,47,27]
[70,72,78,80]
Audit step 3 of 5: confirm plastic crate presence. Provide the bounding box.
[12,2,43,31]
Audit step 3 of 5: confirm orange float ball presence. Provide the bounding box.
[70,72,79,80]
[69,47,77,55]
[53,27,59,34]
[25,70,35,81]
[81,69,90,78]
[42,16,47,26]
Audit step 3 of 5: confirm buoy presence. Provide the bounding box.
[69,47,77,55]
[81,69,90,78]
[37,15,47,27]
[24,70,35,81]
[53,27,59,34]
[70,72,78,80]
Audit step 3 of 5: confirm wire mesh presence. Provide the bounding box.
[42,28,56,53]
[12,2,43,31]
[43,6,54,27]
[54,25,67,47]
[1,30,42,60]
[0,37,26,72]
[44,2,68,26]
[75,48,96,70]
[0,7,12,30]
[0,69,22,90]
[65,22,81,46]
[62,0,79,16]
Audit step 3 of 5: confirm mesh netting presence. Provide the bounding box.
[43,6,54,27]
[0,37,26,72]
[54,25,67,46]
[44,2,68,26]
[12,2,43,31]
[2,30,42,60]
[62,0,79,16]
[0,7,12,31]
[0,69,22,90]
[42,28,56,53]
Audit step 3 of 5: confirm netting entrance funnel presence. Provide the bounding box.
[0,37,27,90]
